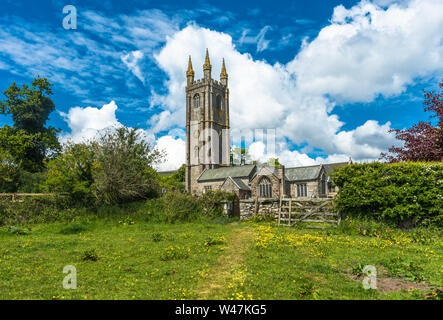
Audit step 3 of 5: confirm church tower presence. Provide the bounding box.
[185,49,230,193]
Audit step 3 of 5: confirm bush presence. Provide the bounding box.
[332,162,443,227]
[0,195,76,226]
[18,170,47,193]
[0,190,236,226]
[81,249,98,261]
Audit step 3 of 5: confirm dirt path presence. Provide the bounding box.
[196,224,254,299]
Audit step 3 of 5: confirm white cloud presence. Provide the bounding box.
[249,141,318,167]
[60,101,120,142]
[154,135,186,171]
[121,50,145,83]
[149,0,442,164]
[287,0,443,103]
[151,24,395,162]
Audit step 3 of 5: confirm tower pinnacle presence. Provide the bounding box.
[203,48,212,79]
[220,58,228,86]
[187,55,194,76]
[203,48,211,70]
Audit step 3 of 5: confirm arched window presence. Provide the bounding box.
[216,95,222,110]
[320,173,326,196]
[193,94,200,108]
[259,177,272,198]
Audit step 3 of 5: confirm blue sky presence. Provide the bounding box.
[0,0,442,169]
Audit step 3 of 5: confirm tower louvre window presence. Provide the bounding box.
[193,94,200,108]
[216,95,222,110]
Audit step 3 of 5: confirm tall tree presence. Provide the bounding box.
[381,79,443,162]
[0,77,60,171]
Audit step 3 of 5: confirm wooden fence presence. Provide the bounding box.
[277,198,340,229]
[0,193,59,202]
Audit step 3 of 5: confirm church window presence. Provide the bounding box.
[297,184,307,197]
[320,173,326,196]
[193,94,200,108]
[259,177,272,197]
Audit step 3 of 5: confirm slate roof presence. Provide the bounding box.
[285,165,323,181]
[225,176,250,191]
[323,162,348,174]
[284,162,349,182]
[197,164,256,182]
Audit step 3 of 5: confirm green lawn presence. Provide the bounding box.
[0,218,441,300]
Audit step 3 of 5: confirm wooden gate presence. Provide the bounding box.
[277,198,340,229]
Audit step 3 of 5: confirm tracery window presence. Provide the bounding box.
[259,177,272,197]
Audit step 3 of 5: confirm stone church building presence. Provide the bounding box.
[184,50,350,199]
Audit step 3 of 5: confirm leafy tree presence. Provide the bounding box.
[0,77,61,172]
[92,126,164,204]
[45,126,164,204]
[381,79,443,162]
[44,142,96,202]
[159,164,185,192]
[0,148,20,192]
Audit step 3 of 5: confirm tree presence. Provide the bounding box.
[381,79,443,162]
[159,164,186,192]
[92,126,164,204]
[0,77,60,172]
[45,142,96,202]
[45,126,165,204]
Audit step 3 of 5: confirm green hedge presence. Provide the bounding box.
[332,162,443,227]
[0,190,237,226]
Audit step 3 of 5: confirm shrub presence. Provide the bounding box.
[0,195,74,226]
[332,162,443,227]
[81,249,98,261]
[7,226,30,235]
[384,257,426,282]
[44,142,95,204]
[151,232,163,242]
[18,170,47,193]
[92,126,163,204]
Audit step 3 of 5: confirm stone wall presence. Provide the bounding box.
[239,198,280,220]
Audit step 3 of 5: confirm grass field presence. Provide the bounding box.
[0,217,442,300]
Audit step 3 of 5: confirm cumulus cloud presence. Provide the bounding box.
[287,0,443,102]
[150,24,395,163]
[154,135,186,171]
[149,0,442,166]
[60,101,121,142]
[60,101,160,146]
